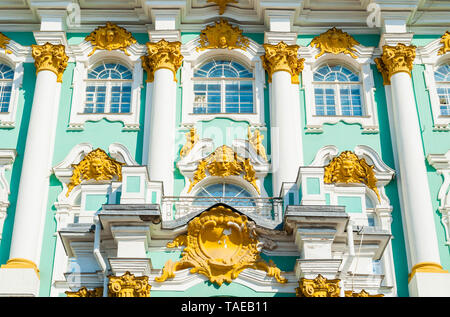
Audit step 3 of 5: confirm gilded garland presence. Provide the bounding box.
[180,127,199,158]
[310,27,360,59]
[438,31,450,56]
[66,148,124,196]
[65,287,103,297]
[155,205,287,286]
[248,127,268,162]
[85,22,137,56]
[197,19,249,51]
[261,41,304,84]
[324,151,380,201]
[188,145,259,194]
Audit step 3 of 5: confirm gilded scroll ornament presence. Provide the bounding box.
[0,32,11,54]
[188,145,259,194]
[310,27,360,59]
[31,42,68,83]
[156,205,287,286]
[207,0,238,15]
[197,19,249,51]
[377,43,416,80]
[108,271,151,297]
[65,287,103,297]
[345,289,384,297]
[141,39,183,83]
[85,22,137,56]
[248,127,268,161]
[374,57,391,85]
[180,127,199,158]
[261,41,304,84]
[296,274,341,297]
[324,151,380,201]
[66,148,124,196]
[438,31,450,56]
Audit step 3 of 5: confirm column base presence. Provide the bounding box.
[408,262,450,297]
[0,267,40,296]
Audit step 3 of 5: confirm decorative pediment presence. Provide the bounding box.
[310,27,360,59]
[155,204,287,286]
[197,19,250,51]
[85,22,137,56]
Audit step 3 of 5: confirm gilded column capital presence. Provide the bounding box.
[141,39,184,83]
[261,41,304,84]
[296,274,341,297]
[108,271,151,297]
[31,42,68,83]
[376,43,416,83]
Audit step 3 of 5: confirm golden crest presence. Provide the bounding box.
[188,145,259,194]
[155,204,287,286]
[438,31,450,55]
[65,286,103,297]
[296,274,341,297]
[180,127,199,158]
[345,289,384,297]
[85,22,137,56]
[197,19,250,51]
[66,148,124,196]
[310,27,360,59]
[0,32,11,54]
[248,127,268,161]
[261,41,304,84]
[108,271,151,297]
[141,39,183,83]
[324,151,380,201]
[207,0,238,15]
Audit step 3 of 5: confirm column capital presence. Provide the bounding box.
[375,43,416,85]
[261,41,304,84]
[141,39,183,83]
[31,42,68,83]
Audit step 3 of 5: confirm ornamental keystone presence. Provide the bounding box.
[31,42,68,83]
[261,41,304,84]
[141,39,183,83]
[376,43,416,81]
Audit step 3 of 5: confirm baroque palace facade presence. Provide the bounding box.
[0,0,448,298]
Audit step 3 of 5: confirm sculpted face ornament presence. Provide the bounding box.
[310,27,360,59]
[155,205,287,286]
[197,19,250,51]
[85,22,137,56]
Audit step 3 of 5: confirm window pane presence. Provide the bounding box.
[314,85,336,115]
[437,86,450,115]
[340,85,362,116]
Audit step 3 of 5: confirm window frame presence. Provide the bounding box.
[424,60,450,130]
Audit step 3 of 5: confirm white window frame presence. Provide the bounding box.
[180,37,266,126]
[300,44,379,133]
[68,42,145,131]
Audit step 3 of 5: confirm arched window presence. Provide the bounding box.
[85,62,133,114]
[313,65,363,116]
[434,63,450,116]
[194,183,255,207]
[193,60,253,114]
[0,64,14,113]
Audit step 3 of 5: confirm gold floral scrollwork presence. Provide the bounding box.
[141,39,183,83]
[310,27,360,59]
[187,145,259,194]
[0,32,11,54]
[66,148,124,197]
[324,151,380,201]
[248,127,268,162]
[296,274,341,297]
[85,22,137,57]
[438,31,450,56]
[261,41,304,84]
[345,289,384,297]
[31,42,68,83]
[180,127,199,158]
[377,43,416,80]
[156,205,287,286]
[108,271,151,297]
[65,287,103,297]
[374,57,391,86]
[197,19,249,51]
[207,0,238,15]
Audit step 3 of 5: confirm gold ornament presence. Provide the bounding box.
[65,287,103,297]
[296,274,341,297]
[156,205,287,286]
[374,57,391,85]
[197,19,249,51]
[248,127,267,161]
[108,271,151,297]
[188,145,259,194]
[31,42,68,83]
[310,27,360,59]
[207,0,238,15]
[85,22,137,57]
[141,39,183,83]
[261,41,304,84]
[376,43,416,81]
[0,32,11,54]
[66,148,124,197]
[438,31,450,56]
[324,151,380,201]
[345,289,384,297]
[180,127,199,158]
